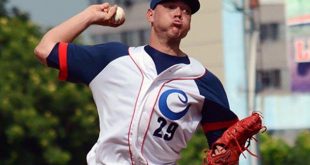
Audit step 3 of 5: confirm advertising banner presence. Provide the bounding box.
[286,0,310,92]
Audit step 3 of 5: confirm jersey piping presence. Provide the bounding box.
[127,52,145,165]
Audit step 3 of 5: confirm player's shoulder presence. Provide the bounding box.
[68,41,129,55]
[184,56,219,82]
[188,56,204,66]
[195,69,229,106]
[195,69,224,89]
[92,42,129,54]
[96,41,128,48]
[72,41,130,60]
[198,68,221,85]
[180,56,205,77]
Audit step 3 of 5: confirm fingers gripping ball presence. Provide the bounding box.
[203,112,267,165]
[113,6,125,23]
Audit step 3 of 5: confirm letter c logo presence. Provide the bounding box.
[158,89,191,120]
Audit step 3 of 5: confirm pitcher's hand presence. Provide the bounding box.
[84,3,125,27]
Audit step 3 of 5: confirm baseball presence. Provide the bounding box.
[113,6,125,22]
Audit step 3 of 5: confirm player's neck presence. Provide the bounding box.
[149,34,185,57]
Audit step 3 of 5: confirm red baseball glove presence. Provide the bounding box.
[203,112,267,165]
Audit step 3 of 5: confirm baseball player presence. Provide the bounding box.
[34,0,239,164]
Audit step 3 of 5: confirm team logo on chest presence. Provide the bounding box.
[158,89,191,120]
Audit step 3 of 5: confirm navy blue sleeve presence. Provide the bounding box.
[47,43,60,69]
[195,69,239,147]
[47,42,129,84]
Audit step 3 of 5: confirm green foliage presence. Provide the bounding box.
[260,131,310,165]
[178,129,208,165]
[0,3,98,165]
[260,132,291,165]
[287,131,310,165]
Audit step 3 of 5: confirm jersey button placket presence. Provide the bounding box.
[129,83,149,164]
[138,84,161,155]
[129,121,139,159]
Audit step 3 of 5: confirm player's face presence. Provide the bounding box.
[148,0,192,40]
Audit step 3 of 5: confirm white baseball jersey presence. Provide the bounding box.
[47,42,238,165]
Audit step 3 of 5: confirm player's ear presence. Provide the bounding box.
[146,9,154,23]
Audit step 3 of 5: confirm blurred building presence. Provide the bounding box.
[87,0,150,50]
[253,1,289,93]
[87,0,310,155]
[252,0,310,143]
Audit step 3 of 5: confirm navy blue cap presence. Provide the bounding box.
[150,0,200,14]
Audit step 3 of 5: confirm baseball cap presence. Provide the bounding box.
[150,0,200,14]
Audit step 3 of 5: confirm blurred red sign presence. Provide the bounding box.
[294,38,310,63]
